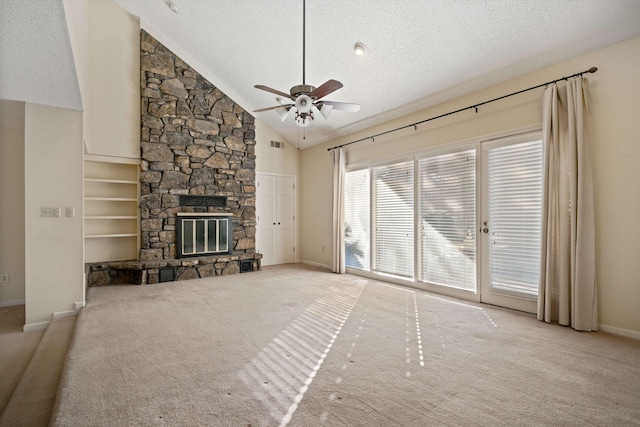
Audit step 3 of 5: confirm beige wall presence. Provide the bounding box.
[255,118,300,176]
[299,36,640,335]
[24,103,84,327]
[0,101,26,305]
[87,0,139,159]
[62,0,89,146]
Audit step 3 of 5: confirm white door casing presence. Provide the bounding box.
[256,172,296,266]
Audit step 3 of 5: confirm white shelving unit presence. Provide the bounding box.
[84,155,140,262]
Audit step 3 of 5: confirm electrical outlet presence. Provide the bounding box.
[41,207,61,218]
[0,273,8,284]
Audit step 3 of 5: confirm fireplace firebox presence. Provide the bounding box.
[176,213,234,258]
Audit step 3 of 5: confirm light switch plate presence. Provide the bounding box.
[41,207,61,217]
[66,207,75,217]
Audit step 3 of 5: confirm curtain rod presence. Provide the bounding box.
[327,66,598,152]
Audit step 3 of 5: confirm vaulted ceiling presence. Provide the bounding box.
[2,0,640,149]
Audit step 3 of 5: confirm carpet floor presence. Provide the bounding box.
[51,264,640,426]
[0,305,44,415]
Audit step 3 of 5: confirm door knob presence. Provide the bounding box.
[482,227,489,233]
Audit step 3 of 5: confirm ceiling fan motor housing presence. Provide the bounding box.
[290,84,316,97]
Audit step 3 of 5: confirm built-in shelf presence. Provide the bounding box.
[84,178,138,185]
[85,216,138,220]
[85,233,138,239]
[84,197,138,202]
[84,157,140,263]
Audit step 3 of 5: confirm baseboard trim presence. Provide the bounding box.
[52,309,80,320]
[599,324,640,341]
[23,321,50,332]
[299,260,331,271]
[0,299,26,307]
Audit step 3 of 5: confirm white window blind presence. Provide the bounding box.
[418,149,476,291]
[487,139,543,295]
[372,161,414,278]
[344,169,370,270]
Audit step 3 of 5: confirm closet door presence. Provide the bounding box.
[274,175,295,264]
[256,173,296,266]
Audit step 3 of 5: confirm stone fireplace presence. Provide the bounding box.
[86,30,261,286]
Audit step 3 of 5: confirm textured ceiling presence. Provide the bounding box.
[1,0,640,149]
[114,0,640,148]
[0,0,81,111]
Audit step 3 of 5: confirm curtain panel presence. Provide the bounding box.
[538,77,598,331]
[331,148,346,273]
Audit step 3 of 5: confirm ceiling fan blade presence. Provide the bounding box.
[319,101,360,112]
[254,85,291,98]
[309,79,343,100]
[253,104,292,113]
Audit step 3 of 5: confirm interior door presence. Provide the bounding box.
[479,132,543,313]
[256,173,296,266]
[256,173,277,266]
[275,175,295,264]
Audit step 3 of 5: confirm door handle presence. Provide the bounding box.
[482,227,489,233]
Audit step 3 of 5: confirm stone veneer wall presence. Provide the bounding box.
[87,30,261,286]
[138,30,257,261]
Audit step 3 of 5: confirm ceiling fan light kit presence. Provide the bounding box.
[253,0,360,128]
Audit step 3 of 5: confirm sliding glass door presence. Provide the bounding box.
[344,131,544,313]
[372,161,414,278]
[479,133,543,312]
[417,149,476,291]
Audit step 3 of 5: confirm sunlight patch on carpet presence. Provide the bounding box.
[238,282,365,426]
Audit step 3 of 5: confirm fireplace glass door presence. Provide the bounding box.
[179,217,230,257]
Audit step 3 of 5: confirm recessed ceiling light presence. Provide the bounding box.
[167,1,178,13]
[354,42,366,56]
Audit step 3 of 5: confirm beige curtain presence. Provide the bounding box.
[330,147,346,273]
[538,77,598,331]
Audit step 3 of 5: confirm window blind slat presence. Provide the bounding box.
[418,149,476,291]
[372,161,414,277]
[488,140,543,295]
[345,169,370,270]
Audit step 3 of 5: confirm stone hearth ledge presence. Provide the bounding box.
[86,253,262,286]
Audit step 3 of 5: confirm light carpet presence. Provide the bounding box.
[0,305,44,415]
[51,264,640,426]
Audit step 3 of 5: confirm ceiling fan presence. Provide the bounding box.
[253,0,360,128]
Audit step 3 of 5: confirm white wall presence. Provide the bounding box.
[255,118,301,261]
[299,36,640,336]
[87,0,140,159]
[0,101,26,305]
[24,103,84,328]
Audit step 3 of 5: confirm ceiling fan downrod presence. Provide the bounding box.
[302,0,306,85]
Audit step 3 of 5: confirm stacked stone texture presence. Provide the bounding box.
[86,30,261,286]
[139,30,256,263]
